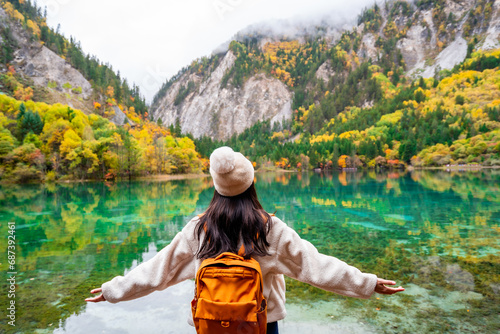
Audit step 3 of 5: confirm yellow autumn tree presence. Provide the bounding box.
[14,87,34,101]
[106,86,114,99]
[60,129,81,157]
[27,19,41,38]
[338,155,350,168]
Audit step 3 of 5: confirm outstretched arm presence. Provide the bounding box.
[273,219,378,299]
[85,288,106,303]
[83,219,199,304]
[374,278,405,294]
[271,218,405,299]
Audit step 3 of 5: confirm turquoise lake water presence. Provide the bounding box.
[0,170,499,333]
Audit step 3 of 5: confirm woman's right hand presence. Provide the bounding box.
[374,278,405,294]
[85,288,106,302]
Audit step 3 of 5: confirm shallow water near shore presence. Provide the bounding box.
[0,170,499,333]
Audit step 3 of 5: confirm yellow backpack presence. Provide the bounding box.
[191,251,267,334]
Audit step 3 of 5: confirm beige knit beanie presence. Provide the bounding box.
[209,146,254,197]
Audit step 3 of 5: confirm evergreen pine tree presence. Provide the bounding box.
[174,119,182,137]
[17,103,26,120]
[399,139,417,162]
[418,77,425,88]
[18,110,44,141]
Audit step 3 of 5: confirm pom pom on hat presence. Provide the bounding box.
[210,146,254,197]
[210,146,235,174]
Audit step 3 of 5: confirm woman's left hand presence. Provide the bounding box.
[85,288,106,302]
[374,278,405,295]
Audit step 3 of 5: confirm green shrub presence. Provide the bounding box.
[45,170,57,182]
[72,86,82,94]
[9,163,42,183]
[455,95,465,105]
[23,132,42,148]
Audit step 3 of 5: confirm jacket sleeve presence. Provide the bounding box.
[101,220,198,303]
[272,218,377,299]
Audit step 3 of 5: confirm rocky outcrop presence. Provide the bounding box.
[359,33,380,61]
[0,8,92,99]
[21,46,93,99]
[416,36,468,78]
[395,0,493,78]
[315,60,334,83]
[480,0,500,50]
[110,106,136,126]
[152,51,293,140]
[396,8,439,77]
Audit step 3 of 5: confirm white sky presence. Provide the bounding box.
[36,0,376,102]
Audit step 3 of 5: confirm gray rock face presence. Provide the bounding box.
[110,106,136,126]
[394,0,497,78]
[152,51,293,140]
[397,22,432,72]
[24,46,93,99]
[480,0,500,50]
[0,8,92,99]
[315,60,334,83]
[360,33,380,61]
[417,36,468,78]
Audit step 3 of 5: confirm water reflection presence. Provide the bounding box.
[0,170,498,333]
[0,178,213,333]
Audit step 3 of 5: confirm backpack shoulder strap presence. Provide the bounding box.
[237,244,246,257]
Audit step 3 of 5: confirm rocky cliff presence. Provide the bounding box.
[20,45,93,99]
[481,0,500,49]
[152,51,293,140]
[0,7,93,110]
[358,0,500,78]
[355,0,499,77]
[397,0,495,77]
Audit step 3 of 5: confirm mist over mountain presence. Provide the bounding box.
[212,10,361,54]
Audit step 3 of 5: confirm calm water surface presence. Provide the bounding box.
[0,170,499,333]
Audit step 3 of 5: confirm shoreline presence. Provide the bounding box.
[409,165,500,171]
[2,165,499,185]
[134,173,210,181]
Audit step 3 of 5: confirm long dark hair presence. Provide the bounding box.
[195,183,272,259]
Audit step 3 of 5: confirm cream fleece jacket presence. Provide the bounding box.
[101,215,378,323]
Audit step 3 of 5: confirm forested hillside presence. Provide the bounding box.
[0,0,147,114]
[0,93,206,182]
[196,49,500,169]
[0,0,206,183]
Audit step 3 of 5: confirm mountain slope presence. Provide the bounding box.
[151,24,338,141]
[0,1,207,183]
[0,6,94,113]
[152,49,292,140]
[183,0,500,169]
[152,0,500,143]
[0,0,147,116]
